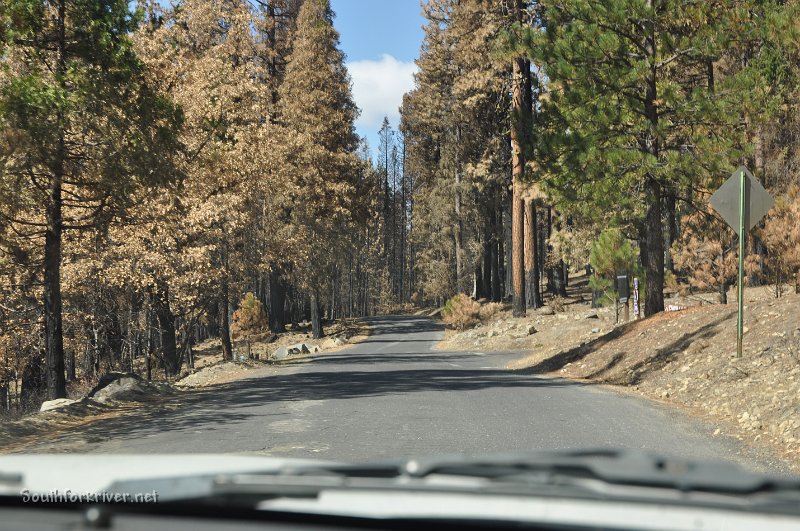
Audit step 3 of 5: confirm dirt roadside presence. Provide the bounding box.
[0,319,370,453]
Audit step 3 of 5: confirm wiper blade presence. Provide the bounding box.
[402,449,800,495]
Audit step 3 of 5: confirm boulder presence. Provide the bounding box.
[584,310,599,319]
[92,377,154,404]
[272,342,312,360]
[272,346,291,360]
[536,306,555,316]
[88,372,144,398]
[40,398,77,412]
[333,337,347,347]
[525,324,537,335]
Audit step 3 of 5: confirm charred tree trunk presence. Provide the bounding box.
[641,13,665,316]
[153,282,179,377]
[268,269,287,333]
[482,211,493,298]
[220,275,233,362]
[524,199,542,309]
[310,289,323,339]
[43,0,68,400]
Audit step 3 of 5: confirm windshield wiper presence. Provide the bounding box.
[102,449,800,513]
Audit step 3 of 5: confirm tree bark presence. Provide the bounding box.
[641,10,665,316]
[310,289,323,339]
[524,199,542,309]
[641,180,665,316]
[153,282,179,377]
[482,210,493,298]
[220,274,233,361]
[43,0,68,400]
[511,54,527,317]
[268,269,287,332]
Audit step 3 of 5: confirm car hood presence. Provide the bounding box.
[0,454,330,495]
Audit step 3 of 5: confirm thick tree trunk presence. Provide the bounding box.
[641,14,665,317]
[44,0,67,400]
[511,53,527,317]
[153,283,180,377]
[643,180,665,315]
[220,275,233,361]
[44,156,66,399]
[524,199,542,309]
[310,289,323,339]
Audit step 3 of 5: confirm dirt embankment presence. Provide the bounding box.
[510,291,800,465]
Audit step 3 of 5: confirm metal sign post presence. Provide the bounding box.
[736,170,746,359]
[709,166,774,359]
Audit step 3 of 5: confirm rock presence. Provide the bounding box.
[525,324,537,335]
[591,327,600,334]
[290,343,311,354]
[93,377,155,404]
[40,398,77,412]
[556,314,568,321]
[272,346,290,359]
[309,344,321,353]
[536,306,555,316]
[333,337,347,346]
[88,372,143,398]
[584,310,599,319]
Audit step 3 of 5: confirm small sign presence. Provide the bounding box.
[617,275,629,303]
[709,166,774,236]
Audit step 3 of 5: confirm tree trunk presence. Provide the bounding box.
[719,281,729,304]
[524,199,542,309]
[482,211,493,299]
[310,289,323,339]
[641,13,665,317]
[220,275,233,362]
[43,0,68,401]
[642,179,665,316]
[268,269,286,333]
[511,52,527,317]
[153,282,179,377]
[665,190,677,274]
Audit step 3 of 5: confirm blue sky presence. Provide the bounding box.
[331,1,425,155]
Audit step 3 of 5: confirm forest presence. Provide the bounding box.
[2,0,800,412]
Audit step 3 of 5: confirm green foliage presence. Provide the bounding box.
[589,229,639,306]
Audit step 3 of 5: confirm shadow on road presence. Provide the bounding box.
[32,364,582,450]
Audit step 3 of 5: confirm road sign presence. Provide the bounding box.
[709,166,775,358]
[710,166,774,237]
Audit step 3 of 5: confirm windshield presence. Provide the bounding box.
[1,0,799,522]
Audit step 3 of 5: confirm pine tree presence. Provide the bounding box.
[0,0,181,398]
[277,0,361,339]
[526,0,747,316]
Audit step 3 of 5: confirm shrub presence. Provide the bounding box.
[442,294,482,330]
[231,292,268,339]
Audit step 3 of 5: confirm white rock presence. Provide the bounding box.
[40,398,77,412]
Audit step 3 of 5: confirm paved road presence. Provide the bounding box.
[32,316,778,470]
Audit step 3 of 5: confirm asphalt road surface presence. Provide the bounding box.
[28,316,781,471]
